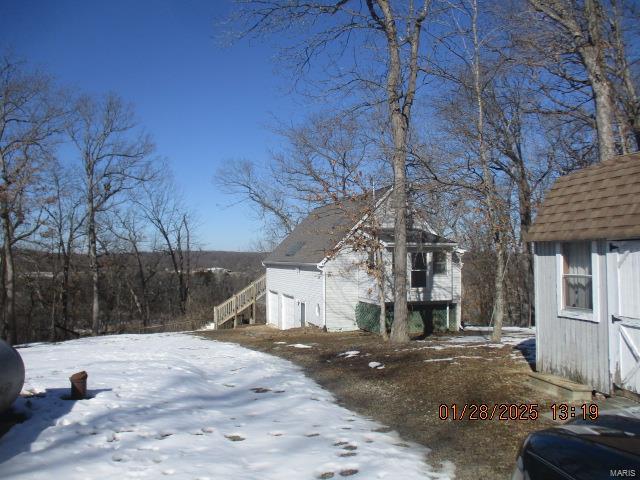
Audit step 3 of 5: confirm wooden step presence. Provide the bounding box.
[527,372,593,402]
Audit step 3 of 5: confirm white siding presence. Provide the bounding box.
[534,241,610,393]
[452,257,462,300]
[266,266,324,329]
[324,247,364,331]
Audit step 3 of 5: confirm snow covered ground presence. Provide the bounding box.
[2,333,453,480]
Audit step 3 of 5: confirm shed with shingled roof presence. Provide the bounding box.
[527,153,640,396]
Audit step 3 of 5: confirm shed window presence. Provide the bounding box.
[562,242,592,311]
[410,252,427,288]
[433,251,447,275]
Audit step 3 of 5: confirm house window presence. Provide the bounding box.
[433,251,447,275]
[561,242,592,311]
[410,252,427,288]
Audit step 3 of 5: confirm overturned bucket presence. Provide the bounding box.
[69,371,88,399]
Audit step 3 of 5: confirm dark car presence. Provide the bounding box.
[512,413,640,480]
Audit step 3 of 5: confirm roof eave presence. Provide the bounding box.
[263,260,321,269]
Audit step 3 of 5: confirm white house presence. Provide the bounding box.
[527,152,640,396]
[263,188,463,332]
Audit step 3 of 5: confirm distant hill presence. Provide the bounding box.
[14,249,269,278]
[189,251,268,276]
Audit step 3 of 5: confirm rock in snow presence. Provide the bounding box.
[1,333,453,480]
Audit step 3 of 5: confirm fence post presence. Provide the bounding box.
[233,296,239,328]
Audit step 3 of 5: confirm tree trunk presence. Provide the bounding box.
[184,215,191,313]
[471,0,505,342]
[491,233,506,342]
[2,211,16,345]
[132,244,150,326]
[178,271,186,315]
[580,0,619,161]
[87,204,100,336]
[0,255,5,342]
[61,255,71,332]
[376,248,388,341]
[377,0,421,343]
[609,0,640,151]
[579,46,616,162]
[516,165,534,327]
[389,129,409,342]
[529,0,617,161]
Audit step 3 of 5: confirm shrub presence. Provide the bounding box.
[355,302,426,334]
[355,302,385,333]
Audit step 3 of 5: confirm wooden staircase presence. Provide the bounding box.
[204,274,266,330]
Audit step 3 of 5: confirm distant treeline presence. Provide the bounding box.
[10,249,266,343]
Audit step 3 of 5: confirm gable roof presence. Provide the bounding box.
[263,188,391,266]
[526,153,640,242]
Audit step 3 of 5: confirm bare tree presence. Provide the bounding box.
[216,159,299,246]
[271,112,376,201]
[520,0,628,161]
[41,162,86,340]
[109,208,158,327]
[136,177,193,316]
[216,111,384,245]
[0,56,62,344]
[414,0,513,340]
[607,0,639,151]
[67,93,154,335]
[482,75,557,326]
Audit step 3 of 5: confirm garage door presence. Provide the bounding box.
[609,240,640,394]
[281,294,295,330]
[267,291,278,326]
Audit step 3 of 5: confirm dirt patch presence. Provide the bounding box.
[198,326,560,480]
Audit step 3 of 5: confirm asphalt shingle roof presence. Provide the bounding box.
[526,153,640,242]
[263,188,390,265]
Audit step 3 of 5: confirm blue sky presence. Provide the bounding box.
[0,0,306,251]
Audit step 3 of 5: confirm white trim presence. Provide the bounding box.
[321,268,327,329]
[555,241,600,323]
[533,243,541,370]
[607,241,621,386]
